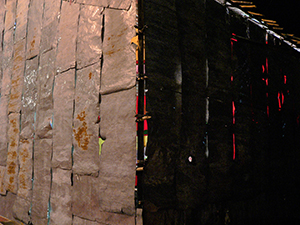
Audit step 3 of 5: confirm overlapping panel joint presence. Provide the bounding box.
[0,0,136,224]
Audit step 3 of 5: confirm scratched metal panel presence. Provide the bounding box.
[107,0,132,10]
[98,87,136,215]
[0,96,9,166]
[0,0,5,70]
[35,49,56,139]
[56,1,80,73]
[73,63,100,175]
[73,216,100,225]
[8,39,26,113]
[75,0,108,7]
[26,0,43,59]
[13,139,32,223]
[72,174,135,223]
[50,168,72,225]
[77,5,103,69]
[4,0,17,31]
[100,7,136,94]
[5,113,20,194]
[31,138,52,225]
[12,196,31,223]
[0,166,6,195]
[1,29,14,97]
[95,211,135,225]
[52,69,75,170]
[15,0,30,42]
[40,0,61,53]
[17,139,32,200]
[72,175,99,220]
[20,57,38,139]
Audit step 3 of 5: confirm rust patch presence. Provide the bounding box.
[108,37,111,40]
[10,140,16,147]
[20,148,29,163]
[89,72,93,80]
[31,39,35,48]
[8,151,17,160]
[73,111,92,151]
[9,176,14,184]
[7,162,16,174]
[112,45,115,48]
[76,111,86,121]
[104,48,121,57]
[21,139,29,144]
[19,173,26,189]
[11,76,20,85]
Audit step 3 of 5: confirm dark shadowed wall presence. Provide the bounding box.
[143,0,300,224]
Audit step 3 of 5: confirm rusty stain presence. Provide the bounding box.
[10,140,16,147]
[89,72,92,80]
[104,48,121,57]
[7,162,16,174]
[76,111,86,121]
[112,45,115,48]
[31,39,35,48]
[20,148,29,163]
[8,151,17,160]
[7,184,14,192]
[21,139,29,144]
[9,176,14,184]
[108,37,111,40]
[19,173,26,189]
[74,111,92,151]
[11,76,20,85]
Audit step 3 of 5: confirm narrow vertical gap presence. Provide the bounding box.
[231,33,236,161]
[100,12,105,92]
[205,59,209,158]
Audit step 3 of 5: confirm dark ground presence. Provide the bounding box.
[142,0,300,224]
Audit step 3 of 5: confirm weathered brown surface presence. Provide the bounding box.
[98,87,136,215]
[5,113,20,194]
[77,5,103,69]
[17,139,32,200]
[73,63,100,175]
[52,70,75,170]
[31,139,52,225]
[56,1,80,73]
[0,96,9,166]
[35,49,56,139]
[15,0,30,42]
[72,175,134,224]
[73,216,99,225]
[72,175,99,220]
[40,0,61,53]
[0,192,17,219]
[0,0,137,224]
[50,169,72,225]
[4,0,17,31]
[20,57,38,140]
[1,30,13,98]
[8,39,26,113]
[0,165,6,195]
[100,7,136,94]
[26,0,43,59]
[12,196,31,223]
